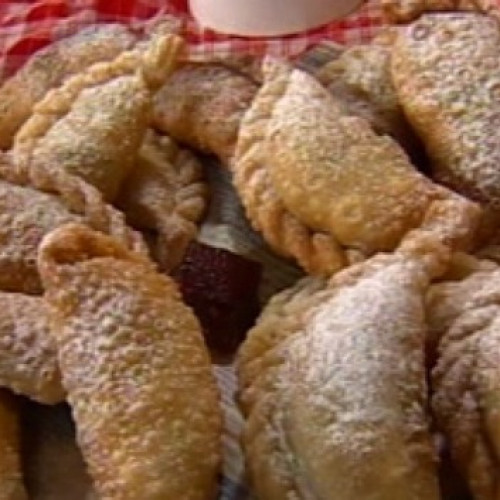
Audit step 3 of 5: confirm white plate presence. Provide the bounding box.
[189,0,364,36]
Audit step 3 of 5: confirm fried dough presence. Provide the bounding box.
[237,236,447,500]
[233,58,480,276]
[428,258,500,500]
[0,294,63,404]
[0,24,136,150]
[38,223,222,500]
[0,152,146,293]
[381,0,498,23]
[315,40,417,151]
[117,130,208,271]
[12,34,184,202]
[153,62,259,163]
[392,13,500,213]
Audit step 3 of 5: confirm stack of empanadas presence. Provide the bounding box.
[2,2,500,499]
[0,25,222,500]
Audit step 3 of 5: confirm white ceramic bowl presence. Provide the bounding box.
[189,0,364,37]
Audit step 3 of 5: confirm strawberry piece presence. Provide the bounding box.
[174,242,262,355]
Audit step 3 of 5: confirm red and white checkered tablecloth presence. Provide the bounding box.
[0,0,385,78]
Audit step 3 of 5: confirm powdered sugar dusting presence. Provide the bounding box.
[393,13,500,209]
[38,224,222,500]
[240,254,440,499]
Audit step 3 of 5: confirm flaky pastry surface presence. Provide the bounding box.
[38,223,222,500]
[12,34,184,202]
[315,39,417,151]
[381,0,498,22]
[0,152,146,290]
[392,13,500,213]
[428,261,500,500]
[117,130,208,271]
[237,238,447,500]
[0,24,136,150]
[233,58,480,276]
[0,178,81,293]
[0,293,63,404]
[153,62,258,163]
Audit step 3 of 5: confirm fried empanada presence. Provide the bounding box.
[0,24,137,150]
[0,293,62,404]
[0,151,146,293]
[153,62,259,164]
[0,178,80,293]
[233,58,480,276]
[392,13,500,213]
[38,223,222,500]
[237,236,447,500]
[428,259,500,500]
[315,39,418,152]
[116,130,208,271]
[12,34,184,202]
[233,118,352,275]
[0,391,26,500]
[381,0,497,22]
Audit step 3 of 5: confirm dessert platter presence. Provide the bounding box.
[0,1,500,499]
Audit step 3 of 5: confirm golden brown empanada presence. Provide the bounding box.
[237,235,447,500]
[428,258,500,500]
[116,130,208,271]
[315,39,417,152]
[0,178,80,294]
[0,152,146,293]
[38,223,222,500]
[12,34,184,202]
[0,391,26,500]
[0,293,63,404]
[0,24,137,150]
[233,58,480,276]
[392,13,500,213]
[153,62,259,164]
[381,0,498,22]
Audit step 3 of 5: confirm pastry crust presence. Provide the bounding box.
[233,58,480,275]
[381,0,498,23]
[117,130,208,271]
[237,238,445,500]
[233,104,351,276]
[0,178,80,293]
[38,223,222,500]
[392,13,500,212]
[0,391,26,500]
[153,62,258,164]
[315,40,417,151]
[12,34,184,202]
[428,261,500,500]
[0,294,63,404]
[0,153,146,292]
[0,24,137,150]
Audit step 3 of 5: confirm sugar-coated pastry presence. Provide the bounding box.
[428,257,500,500]
[0,153,146,293]
[392,13,500,213]
[381,0,498,23]
[237,235,448,500]
[0,23,137,150]
[153,62,259,164]
[0,293,63,404]
[117,130,208,271]
[233,58,481,276]
[12,34,184,202]
[38,223,222,500]
[315,38,417,152]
